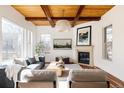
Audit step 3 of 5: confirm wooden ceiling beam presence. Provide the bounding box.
[40,5,55,27]
[72,5,85,27]
[25,17,101,21]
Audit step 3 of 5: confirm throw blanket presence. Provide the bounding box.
[5,64,25,87]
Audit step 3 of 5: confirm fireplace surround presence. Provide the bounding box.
[76,46,94,65]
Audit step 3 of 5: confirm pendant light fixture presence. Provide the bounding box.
[55,10,71,32]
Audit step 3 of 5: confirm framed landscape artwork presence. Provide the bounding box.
[76,26,91,46]
[53,39,72,49]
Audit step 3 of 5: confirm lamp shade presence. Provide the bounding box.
[55,20,71,32]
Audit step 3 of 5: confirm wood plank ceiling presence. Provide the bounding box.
[12,5,114,27]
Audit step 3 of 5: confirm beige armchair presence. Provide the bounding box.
[68,69,108,88]
[16,70,57,88]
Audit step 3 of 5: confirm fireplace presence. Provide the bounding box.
[76,46,94,65]
[78,52,90,64]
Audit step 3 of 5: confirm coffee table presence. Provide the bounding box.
[46,61,64,77]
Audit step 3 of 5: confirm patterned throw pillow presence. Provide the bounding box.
[56,59,65,68]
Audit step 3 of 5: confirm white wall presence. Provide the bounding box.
[0,5,36,61]
[36,21,100,63]
[36,26,74,62]
[94,5,124,81]
[72,21,99,63]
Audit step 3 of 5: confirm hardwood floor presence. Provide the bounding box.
[106,73,124,88]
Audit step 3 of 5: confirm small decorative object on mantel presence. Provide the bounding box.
[76,26,91,46]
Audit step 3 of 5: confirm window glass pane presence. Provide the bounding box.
[27,30,33,57]
[2,18,23,61]
[106,26,112,42]
[40,34,51,53]
[104,25,112,61]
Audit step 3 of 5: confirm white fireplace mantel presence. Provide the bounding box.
[76,46,94,65]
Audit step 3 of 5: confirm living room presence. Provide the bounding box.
[0,0,124,89]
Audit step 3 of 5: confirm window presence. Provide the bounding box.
[27,30,33,57]
[23,29,33,58]
[40,34,51,53]
[1,18,33,61]
[103,25,112,61]
[2,18,23,61]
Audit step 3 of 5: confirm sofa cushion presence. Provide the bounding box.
[69,69,107,82]
[23,70,57,82]
[27,62,44,70]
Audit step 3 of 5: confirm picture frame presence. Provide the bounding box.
[76,26,91,46]
[53,39,72,50]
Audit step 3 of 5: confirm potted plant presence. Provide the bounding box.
[35,41,45,56]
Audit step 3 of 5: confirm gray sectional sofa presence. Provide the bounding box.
[0,57,46,88]
[14,56,45,70]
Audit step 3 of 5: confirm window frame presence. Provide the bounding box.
[40,34,51,54]
[103,24,112,61]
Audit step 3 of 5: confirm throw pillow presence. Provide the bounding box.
[63,57,70,64]
[26,60,30,65]
[58,59,64,64]
[28,57,37,64]
[39,56,45,62]
[56,57,70,64]
[56,59,65,69]
[39,56,45,67]
[14,58,27,66]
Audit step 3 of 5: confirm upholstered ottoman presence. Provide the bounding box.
[46,61,64,77]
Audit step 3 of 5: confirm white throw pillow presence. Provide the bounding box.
[14,58,27,67]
